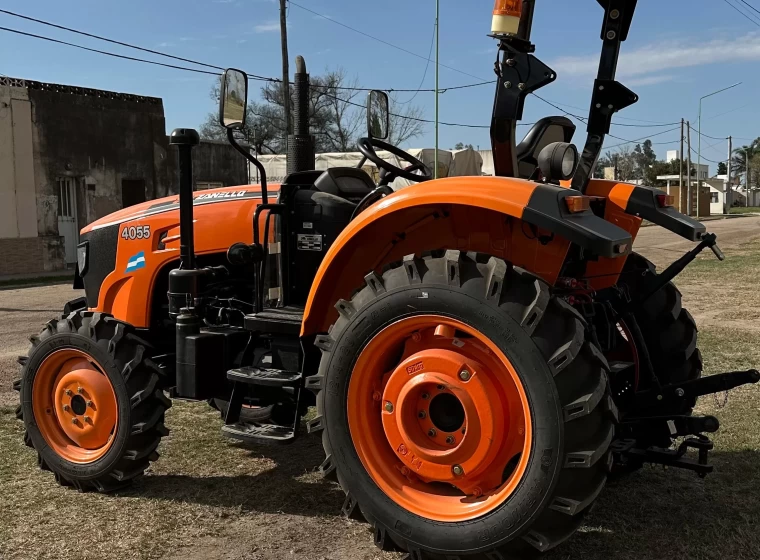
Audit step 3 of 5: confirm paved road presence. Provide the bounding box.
[2,215,759,401]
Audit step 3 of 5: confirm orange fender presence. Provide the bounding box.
[300,176,574,336]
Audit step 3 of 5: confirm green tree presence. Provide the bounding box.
[717,161,727,175]
[454,142,474,150]
[732,137,760,189]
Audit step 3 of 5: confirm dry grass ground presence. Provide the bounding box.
[1,218,759,560]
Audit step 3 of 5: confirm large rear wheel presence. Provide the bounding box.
[309,252,616,558]
[16,311,170,492]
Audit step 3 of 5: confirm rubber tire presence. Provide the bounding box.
[210,398,274,423]
[619,253,703,415]
[17,311,171,492]
[308,251,617,559]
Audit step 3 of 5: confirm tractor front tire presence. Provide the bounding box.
[309,252,616,559]
[16,311,170,492]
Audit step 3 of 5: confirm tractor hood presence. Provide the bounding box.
[80,184,275,235]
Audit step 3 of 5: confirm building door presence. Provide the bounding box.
[57,177,79,265]
[122,179,146,208]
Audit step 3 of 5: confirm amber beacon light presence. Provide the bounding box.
[492,0,522,35]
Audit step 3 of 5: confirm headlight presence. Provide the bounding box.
[538,142,579,183]
[77,242,89,275]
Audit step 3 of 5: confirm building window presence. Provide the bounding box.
[710,192,719,203]
[57,177,76,218]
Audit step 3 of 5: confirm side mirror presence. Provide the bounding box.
[219,68,248,130]
[367,90,389,140]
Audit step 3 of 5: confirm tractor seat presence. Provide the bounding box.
[516,116,576,179]
[314,167,376,204]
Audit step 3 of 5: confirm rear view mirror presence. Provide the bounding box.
[219,68,248,130]
[367,90,389,140]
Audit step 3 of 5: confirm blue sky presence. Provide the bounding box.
[2,0,759,169]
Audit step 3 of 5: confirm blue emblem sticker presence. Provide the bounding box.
[126,251,146,273]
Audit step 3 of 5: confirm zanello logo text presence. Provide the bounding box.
[406,361,424,375]
[195,190,248,201]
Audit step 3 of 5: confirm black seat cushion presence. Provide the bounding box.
[313,168,376,203]
[516,116,576,179]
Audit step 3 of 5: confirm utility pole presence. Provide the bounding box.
[686,121,693,216]
[746,147,752,208]
[679,118,685,213]
[434,0,440,179]
[726,136,732,214]
[279,0,291,149]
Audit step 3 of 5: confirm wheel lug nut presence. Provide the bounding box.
[418,411,427,419]
[64,389,73,396]
[62,404,70,412]
[428,428,437,437]
[437,384,445,391]
[77,387,84,394]
[86,400,94,408]
[421,392,430,400]
[372,391,382,402]
[446,436,455,445]
[459,370,471,381]
[71,418,78,425]
[452,464,464,476]
[384,402,394,413]
[84,416,91,423]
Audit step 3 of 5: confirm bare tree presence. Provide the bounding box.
[389,98,426,146]
[199,70,426,154]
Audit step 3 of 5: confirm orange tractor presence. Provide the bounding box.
[15,0,759,557]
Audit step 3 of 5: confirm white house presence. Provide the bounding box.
[666,150,710,181]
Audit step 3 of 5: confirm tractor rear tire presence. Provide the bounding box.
[210,398,274,423]
[308,251,616,559]
[17,311,170,492]
[619,253,703,415]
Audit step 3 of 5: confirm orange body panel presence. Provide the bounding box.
[84,185,279,328]
[584,180,642,290]
[301,176,571,336]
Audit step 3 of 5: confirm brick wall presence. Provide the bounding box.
[0,236,66,276]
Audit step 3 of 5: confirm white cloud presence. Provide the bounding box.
[626,74,676,87]
[254,21,280,33]
[551,31,760,82]
[157,41,175,48]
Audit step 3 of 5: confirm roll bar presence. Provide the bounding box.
[489,0,639,193]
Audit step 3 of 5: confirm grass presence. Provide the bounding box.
[1,241,759,559]
[730,206,760,214]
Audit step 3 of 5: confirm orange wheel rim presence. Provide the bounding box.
[32,349,118,464]
[347,315,532,522]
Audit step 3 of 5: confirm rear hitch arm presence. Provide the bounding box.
[636,232,724,309]
[634,368,760,410]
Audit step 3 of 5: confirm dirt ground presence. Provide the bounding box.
[1,216,759,560]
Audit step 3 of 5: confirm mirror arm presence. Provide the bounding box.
[357,155,367,169]
[227,128,268,204]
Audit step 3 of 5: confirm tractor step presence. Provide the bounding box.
[245,306,303,336]
[227,366,301,387]
[221,422,296,445]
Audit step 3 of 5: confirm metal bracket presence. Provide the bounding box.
[491,45,557,177]
[587,80,639,135]
[612,435,715,477]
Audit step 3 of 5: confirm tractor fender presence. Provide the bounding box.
[301,176,632,336]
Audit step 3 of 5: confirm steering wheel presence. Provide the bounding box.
[357,137,433,183]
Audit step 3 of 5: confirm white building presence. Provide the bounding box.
[666,150,710,181]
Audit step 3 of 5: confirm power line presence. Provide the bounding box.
[721,0,760,26]
[287,0,490,82]
[739,0,760,16]
[0,8,491,94]
[0,26,222,76]
[0,24,494,129]
[688,124,727,141]
[396,20,436,105]
[604,126,682,149]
